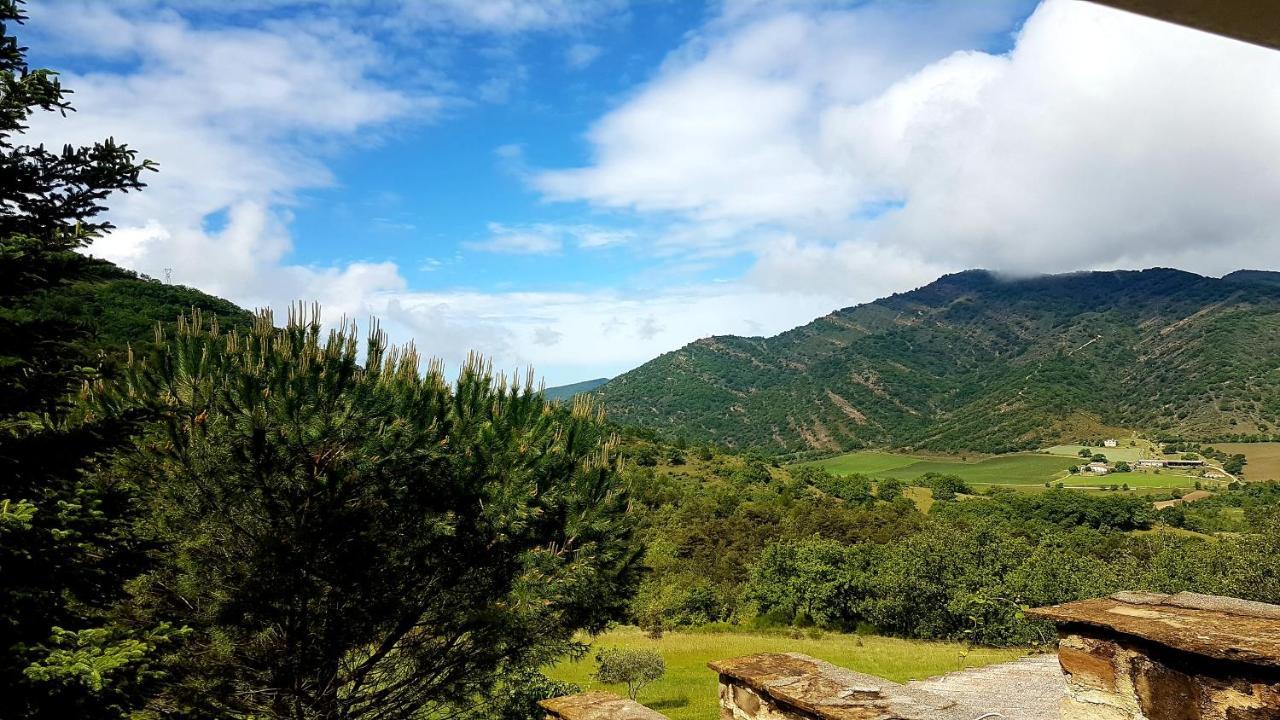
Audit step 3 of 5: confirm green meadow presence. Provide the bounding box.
[802,449,1208,494]
[547,628,1027,720]
[1043,443,1153,463]
[804,451,1075,484]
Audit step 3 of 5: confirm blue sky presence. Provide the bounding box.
[28,0,1280,385]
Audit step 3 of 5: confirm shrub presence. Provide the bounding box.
[877,477,905,502]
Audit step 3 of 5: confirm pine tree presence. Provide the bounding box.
[101,307,640,719]
[0,2,164,716]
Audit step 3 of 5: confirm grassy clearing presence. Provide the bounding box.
[1214,442,1280,481]
[546,627,1027,720]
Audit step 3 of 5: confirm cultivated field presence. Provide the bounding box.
[547,627,1026,720]
[802,450,1204,494]
[1043,443,1154,463]
[804,451,1075,486]
[1213,442,1280,481]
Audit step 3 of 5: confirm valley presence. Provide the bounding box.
[798,438,1237,496]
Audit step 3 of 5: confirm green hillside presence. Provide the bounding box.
[543,377,609,402]
[35,256,254,370]
[596,268,1280,453]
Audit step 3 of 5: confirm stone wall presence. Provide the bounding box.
[1027,591,1280,720]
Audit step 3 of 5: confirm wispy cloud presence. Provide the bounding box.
[565,42,603,69]
[466,222,634,254]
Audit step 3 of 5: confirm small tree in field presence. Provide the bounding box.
[594,648,665,702]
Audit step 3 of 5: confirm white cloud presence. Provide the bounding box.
[362,284,850,384]
[394,0,624,33]
[565,43,603,69]
[25,1,424,343]
[466,222,634,254]
[468,222,564,254]
[532,325,564,346]
[538,0,1280,289]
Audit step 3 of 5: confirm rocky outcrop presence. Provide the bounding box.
[1027,591,1280,719]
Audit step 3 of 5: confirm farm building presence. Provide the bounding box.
[1136,459,1165,468]
[1103,439,1118,448]
[1165,458,1206,468]
[1085,462,1110,475]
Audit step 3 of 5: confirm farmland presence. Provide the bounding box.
[1214,442,1280,481]
[803,450,1074,487]
[1043,443,1156,463]
[801,449,1209,494]
[547,627,1026,720]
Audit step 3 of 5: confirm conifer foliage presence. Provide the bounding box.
[103,306,639,719]
[0,2,161,717]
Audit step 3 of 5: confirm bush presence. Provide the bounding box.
[594,648,665,701]
[919,473,971,502]
[877,478,905,502]
[488,669,580,720]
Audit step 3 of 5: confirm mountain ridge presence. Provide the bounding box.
[596,267,1280,453]
[543,377,609,402]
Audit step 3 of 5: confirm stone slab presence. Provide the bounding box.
[1027,592,1280,669]
[709,652,987,720]
[540,691,670,720]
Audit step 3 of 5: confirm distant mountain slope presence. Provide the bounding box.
[596,269,1280,453]
[1224,270,1280,288]
[543,377,609,402]
[38,256,254,369]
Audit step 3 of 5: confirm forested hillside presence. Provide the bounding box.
[597,269,1280,453]
[544,377,609,402]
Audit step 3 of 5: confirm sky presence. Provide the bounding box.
[27,0,1280,386]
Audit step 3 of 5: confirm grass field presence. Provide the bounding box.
[804,451,1075,485]
[803,449,1201,494]
[1043,443,1153,463]
[546,628,1027,720]
[1214,442,1280,481]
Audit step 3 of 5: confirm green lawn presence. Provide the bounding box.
[546,627,1027,720]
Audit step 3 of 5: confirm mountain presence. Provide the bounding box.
[596,268,1280,453]
[543,377,609,402]
[1224,270,1280,288]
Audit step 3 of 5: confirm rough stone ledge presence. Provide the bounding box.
[539,691,670,720]
[1027,591,1280,669]
[708,652,980,720]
